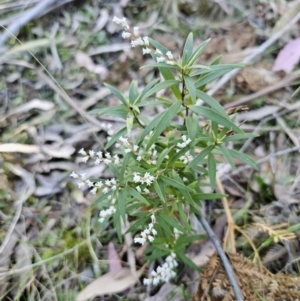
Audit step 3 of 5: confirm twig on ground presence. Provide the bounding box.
[207,11,300,97]
[0,0,74,48]
[224,72,300,109]
[197,215,244,301]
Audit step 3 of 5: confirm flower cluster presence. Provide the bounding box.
[112,16,175,65]
[99,196,116,223]
[133,172,155,186]
[70,171,118,195]
[143,252,178,285]
[134,214,157,245]
[176,135,192,149]
[78,148,120,165]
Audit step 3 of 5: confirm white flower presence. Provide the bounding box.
[114,155,120,164]
[136,186,141,193]
[124,148,131,154]
[102,187,109,194]
[131,38,144,47]
[77,182,85,189]
[99,217,105,223]
[137,155,142,161]
[90,187,97,194]
[89,150,95,157]
[81,156,89,163]
[70,171,79,179]
[80,173,87,180]
[133,26,139,36]
[155,49,162,55]
[133,145,139,151]
[78,148,87,156]
[157,57,166,63]
[166,51,173,60]
[142,48,151,55]
[95,181,103,188]
[166,60,175,65]
[86,180,94,187]
[112,16,129,30]
[143,188,150,194]
[122,31,131,39]
[96,151,103,158]
[143,36,149,46]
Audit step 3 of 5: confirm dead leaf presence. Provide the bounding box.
[236,105,280,122]
[108,242,122,273]
[145,283,184,301]
[5,99,55,118]
[273,38,300,73]
[76,267,142,301]
[0,143,39,153]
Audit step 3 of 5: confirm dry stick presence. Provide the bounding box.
[0,0,74,48]
[197,215,244,301]
[224,72,300,109]
[207,10,300,97]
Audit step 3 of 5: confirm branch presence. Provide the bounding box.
[197,215,244,301]
[0,0,74,48]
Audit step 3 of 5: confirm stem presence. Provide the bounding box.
[197,215,244,301]
[133,111,145,128]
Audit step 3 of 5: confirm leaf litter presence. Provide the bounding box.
[1,0,300,300]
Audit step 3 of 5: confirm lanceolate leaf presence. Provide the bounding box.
[183,75,196,104]
[196,90,228,117]
[194,69,231,88]
[218,144,235,169]
[190,64,243,77]
[104,83,128,106]
[189,106,244,134]
[207,153,216,190]
[89,105,128,119]
[187,38,211,67]
[127,187,149,205]
[226,148,257,170]
[105,126,127,149]
[140,80,180,102]
[146,101,181,150]
[182,33,193,66]
[129,80,138,104]
[186,115,199,140]
[160,175,193,192]
[189,145,214,167]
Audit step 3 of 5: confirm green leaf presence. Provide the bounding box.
[137,111,165,144]
[158,211,185,233]
[210,55,222,65]
[104,83,128,106]
[176,251,201,271]
[218,144,235,169]
[146,101,181,150]
[134,78,160,105]
[156,145,174,168]
[91,190,114,207]
[190,63,243,76]
[189,106,244,134]
[189,145,214,167]
[183,75,196,103]
[207,153,216,190]
[89,105,128,119]
[113,207,122,242]
[127,187,150,205]
[226,148,257,169]
[126,112,134,136]
[107,163,121,179]
[105,126,127,149]
[140,80,180,102]
[187,38,211,67]
[196,90,228,117]
[129,80,138,104]
[121,153,130,177]
[222,133,258,142]
[191,193,227,201]
[140,63,180,70]
[153,180,166,203]
[194,69,231,88]
[186,115,199,140]
[126,214,149,234]
[161,175,193,192]
[178,202,191,231]
[182,33,193,66]
[118,188,127,223]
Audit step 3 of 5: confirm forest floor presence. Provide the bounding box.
[1,0,300,300]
